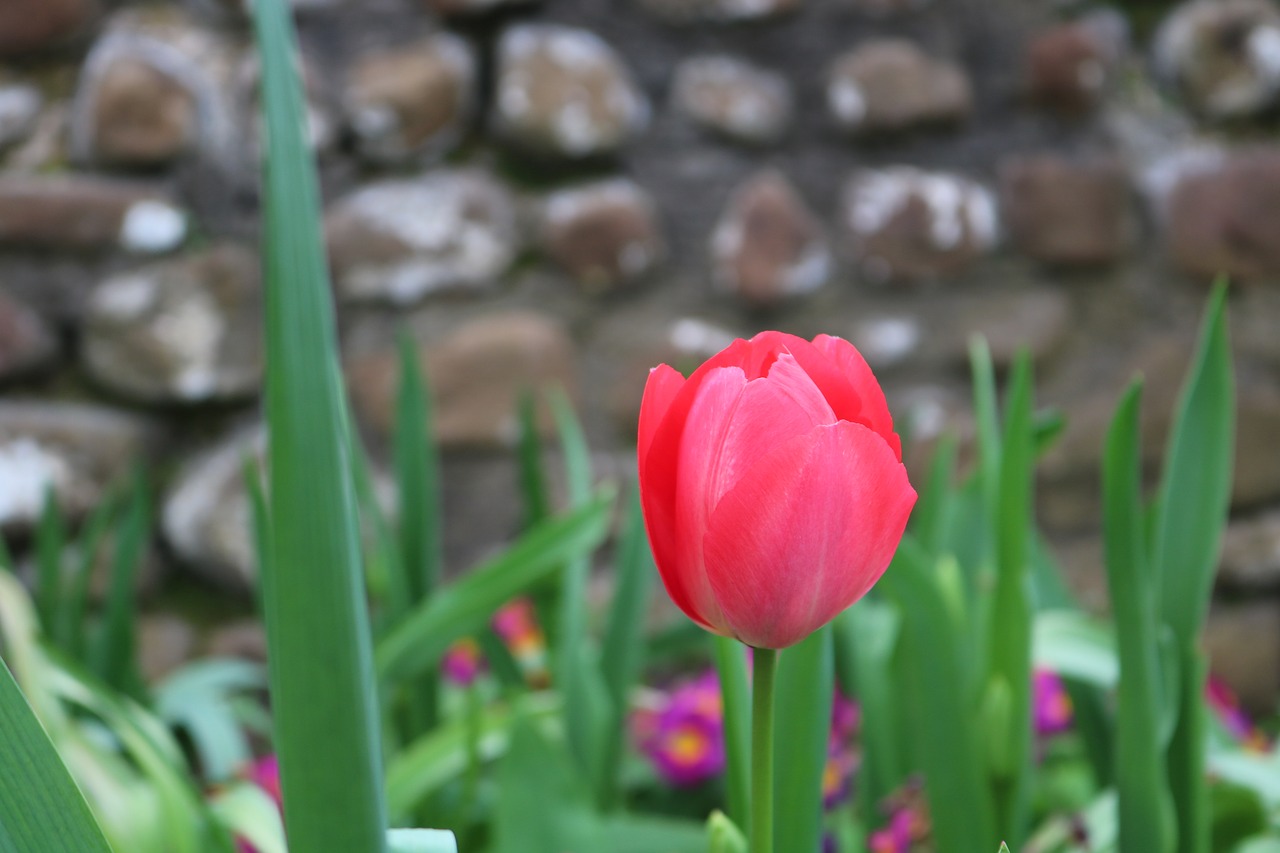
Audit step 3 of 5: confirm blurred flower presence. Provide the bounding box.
[1033,669,1073,736]
[636,670,726,787]
[1207,676,1270,752]
[492,597,549,687]
[831,691,860,742]
[822,742,857,810]
[244,755,281,808]
[870,779,930,853]
[442,637,486,687]
[869,810,914,853]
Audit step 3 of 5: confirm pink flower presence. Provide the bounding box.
[1033,669,1073,736]
[1207,676,1270,752]
[869,811,915,853]
[638,332,916,649]
[441,637,485,687]
[636,671,726,787]
[492,598,549,687]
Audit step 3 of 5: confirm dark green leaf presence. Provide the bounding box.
[773,627,834,853]
[92,467,148,697]
[712,636,750,830]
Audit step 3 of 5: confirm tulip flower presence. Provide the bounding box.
[637,331,916,650]
[638,331,914,853]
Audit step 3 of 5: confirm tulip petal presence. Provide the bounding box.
[638,364,685,464]
[790,335,902,461]
[702,421,916,649]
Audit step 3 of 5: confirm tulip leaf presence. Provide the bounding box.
[93,466,149,699]
[0,658,114,853]
[491,716,597,853]
[253,0,387,847]
[909,434,957,557]
[712,636,751,831]
[879,537,996,853]
[772,626,833,853]
[376,493,614,685]
[968,336,1001,519]
[599,484,657,809]
[386,829,458,853]
[1103,381,1174,853]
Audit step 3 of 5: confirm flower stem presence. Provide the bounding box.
[751,647,778,853]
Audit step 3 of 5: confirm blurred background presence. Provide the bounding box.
[1,0,1279,717]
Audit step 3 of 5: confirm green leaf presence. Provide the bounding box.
[517,392,550,529]
[35,485,66,639]
[968,336,1001,518]
[65,489,119,661]
[772,627,834,853]
[491,716,597,853]
[153,659,268,783]
[376,493,614,685]
[93,467,149,697]
[712,636,751,831]
[386,828,458,853]
[252,0,387,848]
[1103,381,1173,853]
[598,484,656,809]
[548,389,613,801]
[0,658,114,853]
[706,811,748,853]
[209,783,287,853]
[879,537,997,853]
[909,434,957,556]
[1031,610,1117,689]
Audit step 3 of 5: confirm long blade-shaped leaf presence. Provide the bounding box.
[395,330,443,606]
[772,626,834,853]
[1104,381,1174,853]
[712,636,750,830]
[376,494,614,685]
[93,467,149,698]
[1152,284,1234,853]
[35,486,66,639]
[252,0,386,848]
[0,658,114,852]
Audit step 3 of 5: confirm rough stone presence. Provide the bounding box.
[0,0,97,57]
[710,170,831,306]
[637,0,801,24]
[70,9,238,169]
[1166,148,1280,280]
[138,614,198,684]
[672,56,792,146]
[999,156,1134,266]
[343,34,476,166]
[0,85,44,152]
[849,0,930,13]
[839,167,998,282]
[347,312,576,447]
[1025,22,1113,114]
[1220,509,1280,589]
[1154,0,1280,121]
[82,244,262,405]
[827,40,971,135]
[0,294,57,382]
[1205,600,1280,715]
[326,170,520,305]
[424,0,536,16]
[494,24,649,159]
[162,425,263,593]
[0,177,187,254]
[0,402,151,528]
[539,179,665,292]
[203,619,268,662]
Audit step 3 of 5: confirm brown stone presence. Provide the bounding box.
[1167,149,1280,280]
[1025,24,1110,114]
[1205,600,1280,715]
[541,180,665,292]
[345,35,475,166]
[1000,156,1133,267]
[637,0,801,25]
[672,56,792,145]
[347,312,576,448]
[0,177,186,254]
[204,620,268,662]
[1220,510,1280,589]
[710,170,831,306]
[827,40,971,135]
[0,0,97,57]
[0,293,57,382]
[138,614,198,684]
[92,57,197,168]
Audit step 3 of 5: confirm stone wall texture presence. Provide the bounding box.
[4,0,1280,707]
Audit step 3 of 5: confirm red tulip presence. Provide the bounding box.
[638,332,916,649]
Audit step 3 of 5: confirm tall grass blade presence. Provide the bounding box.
[517,392,550,529]
[1104,381,1174,853]
[0,658,114,853]
[968,337,1001,518]
[252,0,387,848]
[772,626,834,853]
[35,486,66,638]
[64,490,118,660]
[93,467,149,697]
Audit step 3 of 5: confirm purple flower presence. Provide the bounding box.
[442,638,485,687]
[1033,669,1073,736]
[636,670,726,787]
[868,810,914,853]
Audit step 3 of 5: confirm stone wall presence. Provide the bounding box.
[3,0,1280,706]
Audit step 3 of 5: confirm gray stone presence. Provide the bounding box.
[138,614,198,684]
[999,156,1134,266]
[162,425,262,593]
[0,0,98,57]
[0,85,43,152]
[343,34,477,167]
[839,167,998,282]
[0,402,151,528]
[204,620,267,662]
[1024,21,1115,114]
[494,24,649,159]
[848,0,930,13]
[672,56,792,145]
[827,40,971,135]
[70,9,238,169]
[711,170,831,306]
[347,312,576,448]
[423,0,537,16]
[1154,0,1280,121]
[1220,510,1280,588]
[0,294,57,382]
[326,170,520,305]
[1205,600,1280,715]
[0,177,187,254]
[637,0,801,24]
[540,179,665,292]
[235,52,340,160]
[82,244,262,405]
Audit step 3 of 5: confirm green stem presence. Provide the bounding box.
[751,647,778,853]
